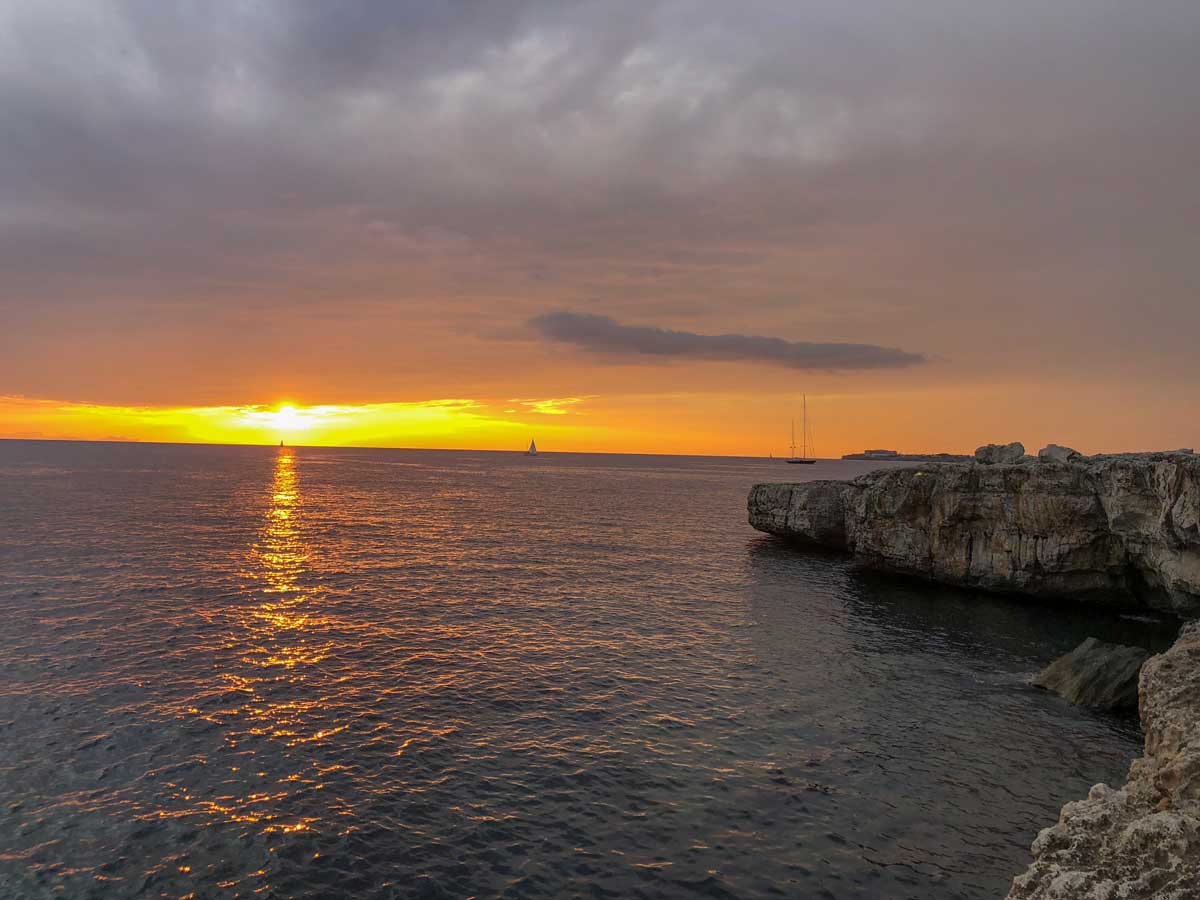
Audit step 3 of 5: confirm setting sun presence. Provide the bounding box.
[267,404,305,433]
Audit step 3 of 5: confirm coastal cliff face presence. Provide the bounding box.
[1007,622,1200,899]
[748,452,1200,615]
[749,450,1200,897]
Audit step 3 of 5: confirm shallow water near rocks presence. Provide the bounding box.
[0,441,1179,899]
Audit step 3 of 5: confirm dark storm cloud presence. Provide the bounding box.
[531,311,924,371]
[4,0,1194,222]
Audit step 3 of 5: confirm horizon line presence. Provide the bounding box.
[0,435,827,461]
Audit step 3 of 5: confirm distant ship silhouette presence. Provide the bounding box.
[525,439,538,456]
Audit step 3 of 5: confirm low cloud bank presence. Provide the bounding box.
[530,311,925,371]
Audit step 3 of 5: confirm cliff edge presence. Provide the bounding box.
[748,450,1200,615]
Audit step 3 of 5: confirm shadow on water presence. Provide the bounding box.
[737,535,1178,898]
[744,536,1178,671]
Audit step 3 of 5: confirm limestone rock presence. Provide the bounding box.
[747,451,1200,615]
[1032,637,1149,710]
[1007,622,1200,899]
[1039,444,1083,463]
[747,452,1200,896]
[976,442,1027,464]
[746,481,846,547]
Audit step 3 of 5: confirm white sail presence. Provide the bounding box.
[527,439,538,455]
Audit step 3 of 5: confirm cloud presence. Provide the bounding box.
[530,311,924,371]
[508,396,588,415]
[1,0,1198,404]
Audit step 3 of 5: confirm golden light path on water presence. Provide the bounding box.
[245,451,335,669]
[169,450,350,843]
[222,450,336,834]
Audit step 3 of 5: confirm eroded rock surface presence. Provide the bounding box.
[1032,637,1150,710]
[977,441,1028,464]
[1040,444,1083,463]
[748,451,1200,615]
[1007,622,1200,899]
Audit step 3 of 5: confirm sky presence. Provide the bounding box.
[2,0,1198,455]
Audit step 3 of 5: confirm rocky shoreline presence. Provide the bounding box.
[748,448,1200,615]
[1010,620,1200,899]
[747,446,1200,898]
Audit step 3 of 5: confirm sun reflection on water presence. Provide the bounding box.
[171,449,342,848]
[243,450,335,668]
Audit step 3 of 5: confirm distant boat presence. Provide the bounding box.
[525,439,538,456]
[279,440,284,447]
[786,395,817,464]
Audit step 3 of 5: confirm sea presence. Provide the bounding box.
[0,441,1180,899]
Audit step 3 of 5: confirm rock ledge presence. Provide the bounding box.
[748,450,1200,615]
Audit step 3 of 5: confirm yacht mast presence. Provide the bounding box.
[802,395,808,459]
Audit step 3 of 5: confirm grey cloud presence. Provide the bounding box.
[5,1,1193,219]
[1,0,1199,398]
[531,311,924,371]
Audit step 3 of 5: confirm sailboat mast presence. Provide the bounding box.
[802,394,807,459]
[790,418,797,458]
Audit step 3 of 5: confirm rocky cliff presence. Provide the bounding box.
[749,448,1200,897]
[747,451,1200,615]
[1007,621,1200,899]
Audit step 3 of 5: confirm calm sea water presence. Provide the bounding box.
[0,441,1179,899]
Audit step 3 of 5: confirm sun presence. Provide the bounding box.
[269,404,307,433]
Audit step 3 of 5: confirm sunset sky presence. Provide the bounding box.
[3,1,1198,455]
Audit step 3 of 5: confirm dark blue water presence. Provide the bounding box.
[0,441,1178,899]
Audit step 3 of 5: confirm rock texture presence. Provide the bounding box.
[977,441,1028,464]
[748,448,1200,896]
[748,450,1200,615]
[1008,621,1200,899]
[1032,638,1150,710]
[1040,444,1083,463]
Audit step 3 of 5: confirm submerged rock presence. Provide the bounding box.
[976,442,1027,465]
[1032,637,1149,710]
[1008,622,1200,899]
[747,450,1200,615]
[1038,444,1083,463]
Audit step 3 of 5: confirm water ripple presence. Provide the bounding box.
[0,442,1178,898]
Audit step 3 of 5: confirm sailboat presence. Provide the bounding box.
[525,439,538,456]
[786,395,817,464]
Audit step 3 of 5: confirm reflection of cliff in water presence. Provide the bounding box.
[737,535,1168,893]
[842,566,1179,662]
[743,535,1178,678]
